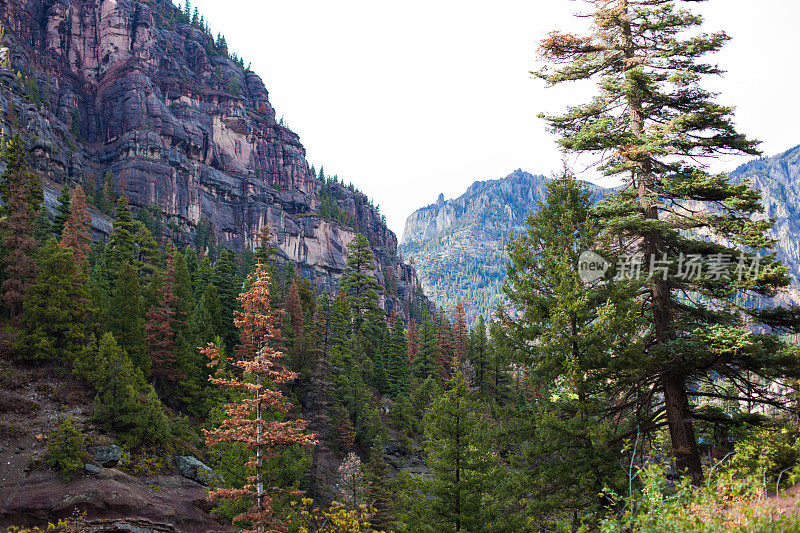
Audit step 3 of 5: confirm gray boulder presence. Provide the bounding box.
[173,456,213,485]
[88,445,124,467]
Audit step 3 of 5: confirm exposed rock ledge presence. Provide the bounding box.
[0,468,230,532]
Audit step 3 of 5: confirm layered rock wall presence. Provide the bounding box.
[0,0,427,319]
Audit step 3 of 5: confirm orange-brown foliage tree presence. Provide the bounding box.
[60,185,91,265]
[147,248,184,396]
[406,318,418,363]
[203,264,316,533]
[453,301,468,366]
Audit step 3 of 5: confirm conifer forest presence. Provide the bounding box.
[2,0,800,532]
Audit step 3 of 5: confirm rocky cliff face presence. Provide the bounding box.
[0,0,426,319]
[401,170,608,321]
[730,145,800,301]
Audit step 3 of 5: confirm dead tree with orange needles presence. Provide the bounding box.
[203,264,316,533]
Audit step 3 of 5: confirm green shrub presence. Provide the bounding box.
[596,464,800,533]
[44,419,87,482]
[727,425,800,492]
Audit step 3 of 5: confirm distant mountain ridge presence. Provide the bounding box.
[401,147,800,321]
[400,170,608,321]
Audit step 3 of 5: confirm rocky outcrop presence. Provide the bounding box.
[0,0,427,320]
[0,468,230,532]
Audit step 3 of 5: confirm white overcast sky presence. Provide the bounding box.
[189,0,800,237]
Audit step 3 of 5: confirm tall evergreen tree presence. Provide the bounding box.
[214,248,241,352]
[388,314,410,397]
[0,136,42,216]
[17,239,90,362]
[537,0,800,482]
[328,290,352,369]
[147,251,185,397]
[109,261,148,372]
[364,441,391,530]
[504,175,635,525]
[191,283,223,346]
[109,195,137,272]
[414,312,438,381]
[403,372,505,532]
[407,317,419,364]
[80,333,171,449]
[436,310,454,384]
[466,315,490,397]
[343,233,381,332]
[53,185,71,238]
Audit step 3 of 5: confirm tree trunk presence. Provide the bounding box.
[663,373,703,484]
[256,373,264,533]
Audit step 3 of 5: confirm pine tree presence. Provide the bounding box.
[287,277,304,340]
[172,250,195,332]
[53,185,71,238]
[44,419,87,482]
[203,264,316,533]
[134,221,161,278]
[109,195,137,272]
[328,289,352,369]
[17,239,90,362]
[255,225,275,266]
[194,255,213,298]
[191,283,223,346]
[214,248,241,352]
[83,333,171,449]
[388,314,409,397]
[60,185,91,266]
[364,442,391,530]
[408,372,504,532]
[0,136,42,216]
[33,204,52,244]
[343,233,381,332]
[537,0,800,482]
[407,318,419,363]
[504,175,635,523]
[109,261,148,372]
[1,175,38,319]
[466,315,490,397]
[413,312,438,381]
[333,404,356,453]
[436,310,454,384]
[98,172,116,215]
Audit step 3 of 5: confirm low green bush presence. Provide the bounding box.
[44,419,87,482]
